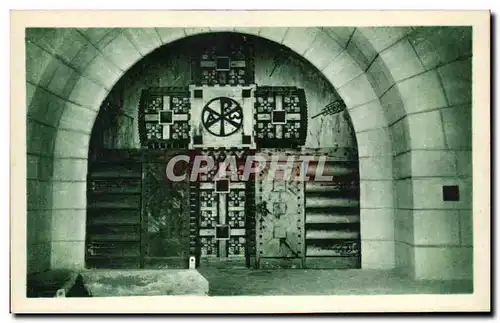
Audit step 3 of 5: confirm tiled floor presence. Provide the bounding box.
[197,268,473,296]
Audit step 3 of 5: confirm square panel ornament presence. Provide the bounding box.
[189,85,256,149]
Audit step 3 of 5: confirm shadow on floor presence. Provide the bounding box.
[197,267,473,296]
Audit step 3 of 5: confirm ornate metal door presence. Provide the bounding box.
[197,181,247,262]
[191,149,253,267]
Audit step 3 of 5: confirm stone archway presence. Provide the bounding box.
[26,26,472,280]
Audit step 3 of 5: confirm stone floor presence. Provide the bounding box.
[27,268,473,297]
[197,268,473,296]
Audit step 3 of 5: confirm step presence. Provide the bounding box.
[304,162,358,177]
[89,171,142,179]
[305,213,359,224]
[304,183,359,193]
[305,196,360,208]
[88,216,140,226]
[90,149,142,163]
[306,244,360,257]
[88,233,140,242]
[89,202,140,210]
[305,229,360,240]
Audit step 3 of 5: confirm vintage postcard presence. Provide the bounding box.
[10,10,490,313]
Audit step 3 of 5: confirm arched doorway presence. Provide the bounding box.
[85,32,361,270]
[24,25,473,281]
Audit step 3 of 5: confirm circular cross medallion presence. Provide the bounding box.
[202,97,243,137]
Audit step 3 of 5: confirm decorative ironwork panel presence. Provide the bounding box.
[192,148,254,264]
[200,236,218,257]
[138,87,191,149]
[228,236,246,256]
[189,86,257,150]
[191,33,255,86]
[254,86,308,148]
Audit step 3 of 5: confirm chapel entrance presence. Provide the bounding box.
[85,32,361,270]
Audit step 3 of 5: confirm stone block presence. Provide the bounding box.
[412,177,472,210]
[282,27,321,55]
[260,27,289,44]
[361,240,395,269]
[56,29,89,64]
[304,31,343,71]
[233,27,261,36]
[410,150,457,177]
[413,210,461,245]
[394,179,413,209]
[27,242,51,274]
[322,51,363,89]
[69,42,99,73]
[407,110,446,149]
[124,28,162,56]
[408,26,472,70]
[26,81,36,108]
[155,27,187,44]
[26,40,55,86]
[397,70,448,114]
[358,27,412,53]
[183,27,210,36]
[393,151,411,179]
[441,105,472,149]
[380,85,406,125]
[58,103,97,133]
[27,210,52,245]
[52,158,88,181]
[414,246,473,280]
[27,154,39,180]
[27,180,53,211]
[26,28,70,54]
[77,28,111,47]
[322,27,355,48]
[389,117,410,155]
[102,33,142,71]
[337,74,378,108]
[366,55,395,97]
[51,241,85,269]
[53,129,90,159]
[347,29,377,70]
[359,155,393,180]
[208,27,235,32]
[394,241,415,278]
[360,180,394,208]
[394,208,414,244]
[360,208,395,240]
[27,121,57,157]
[348,100,388,133]
[51,209,87,242]
[47,59,80,98]
[460,210,473,246]
[52,181,87,209]
[456,150,473,177]
[380,38,425,82]
[34,90,67,128]
[85,53,122,90]
[356,127,391,158]
[68,76,107,109]
[26,154,53,181]
[81,270,209,296]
